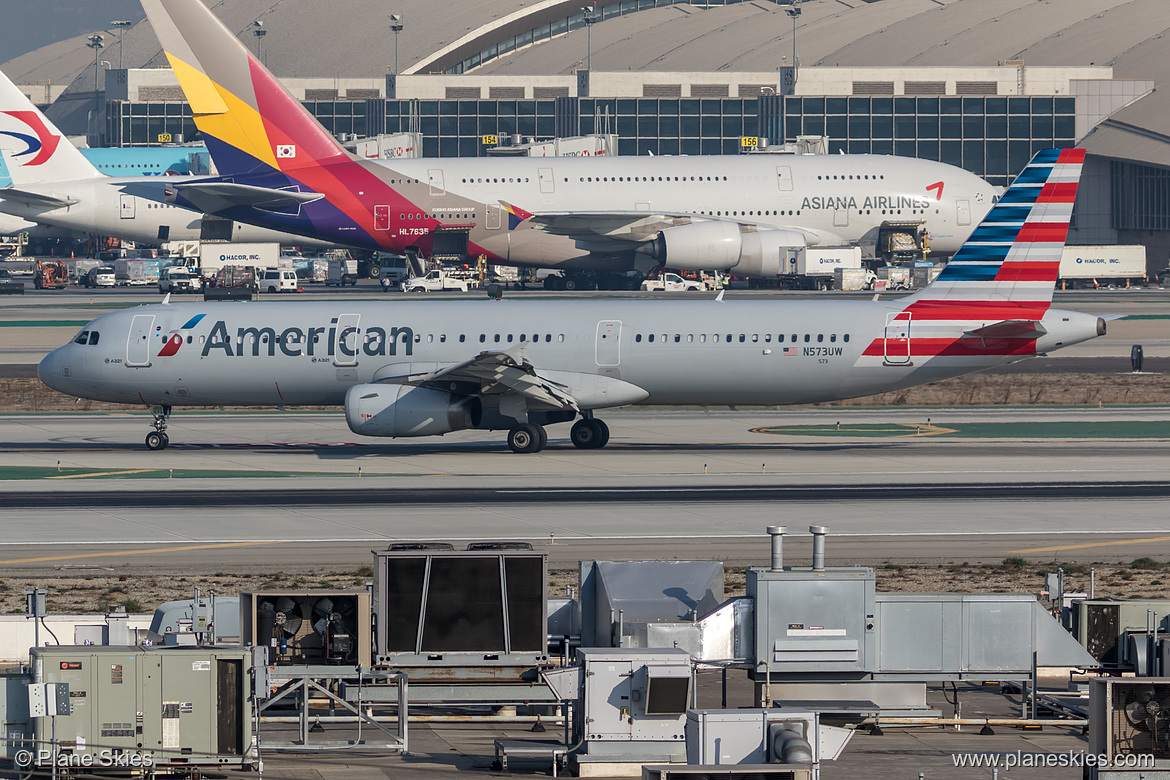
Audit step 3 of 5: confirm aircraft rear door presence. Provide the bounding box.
[120,194,136,219]
[334,313,361,367]
[596,320,621,366]
[126,314,154,367]
[375,205,391,231]
[486,204,501,230]
[883,311,911,365]
[957,199,971,226]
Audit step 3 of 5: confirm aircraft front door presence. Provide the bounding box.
[334,313,361,367]
[539,167,555,194]
[126,314,154,367]
[428,169,445,196]
[883,311,911,365]
[486,204,502,230]
[776,166,793,191]
[120,194,136,219]
[596,320,621,367]
[375,205,391,231]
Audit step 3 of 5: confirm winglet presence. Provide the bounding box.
[161,293,172,305]
[715,289,725,302]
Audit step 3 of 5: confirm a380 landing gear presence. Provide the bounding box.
[145,405,172,451]
[570,417,610,450]
[507,423,547,454]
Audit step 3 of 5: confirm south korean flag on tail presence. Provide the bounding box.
[276,144,296,159]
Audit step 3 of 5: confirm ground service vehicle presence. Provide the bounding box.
[0,268,23,294]
[158,266,203,294]
[641,272,707,292]
[326,258,359,286]
[82,266,116,288]
[403,269,470,292]
[32,260,68,289]
[1058,245,1147,289]
[260,268,299,293]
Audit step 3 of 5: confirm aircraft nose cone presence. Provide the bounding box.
[37,346,71,394]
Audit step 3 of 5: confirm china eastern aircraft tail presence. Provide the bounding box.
[0,68,103,189]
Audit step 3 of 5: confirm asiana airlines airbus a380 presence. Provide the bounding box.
[128,0,998,284]
[39,149,1106,453]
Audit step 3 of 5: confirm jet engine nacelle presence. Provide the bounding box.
[648,222,807,276]
[732,228,808,278]
[344,383,479,438]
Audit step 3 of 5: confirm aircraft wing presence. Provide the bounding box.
[378,350,580,411]
[0,188,77,208]
[168,182,324,214]
[963,320,1048,340]
[501,201,824,250]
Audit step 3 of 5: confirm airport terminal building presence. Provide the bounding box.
[6,0,1170,269]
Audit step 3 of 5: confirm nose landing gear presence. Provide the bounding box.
[145,405,172,451]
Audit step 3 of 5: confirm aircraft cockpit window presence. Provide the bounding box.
[89,332,100,346]
[74,331,89,345]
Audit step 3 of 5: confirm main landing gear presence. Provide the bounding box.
[145,405,172,451]
[570,417,609,450]
[505,415,611,453]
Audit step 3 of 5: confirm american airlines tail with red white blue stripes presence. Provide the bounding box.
[861,148,1097,372]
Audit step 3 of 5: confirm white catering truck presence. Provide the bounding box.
[781,246,865,290]
[198,243,280,276]
[1058,245,1147,288]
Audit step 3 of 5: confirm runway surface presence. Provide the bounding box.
[2,406,1169,572]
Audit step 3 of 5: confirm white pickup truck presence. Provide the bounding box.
[640,272,708,292]
[402,270,469,293]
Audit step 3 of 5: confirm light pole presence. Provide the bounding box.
[87,34,105,109]
[390,14,404,76]
[111,20,132,70]
[252,21,266,65]
[581,6,597,72]
[785,2,801,78]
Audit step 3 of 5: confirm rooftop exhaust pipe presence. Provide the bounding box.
[810,525,828,572]
[767,525,786,571]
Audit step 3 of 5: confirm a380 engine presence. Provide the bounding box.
[345,383,480,437]
[646,222,808,277]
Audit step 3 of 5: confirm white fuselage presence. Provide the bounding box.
[0,177,333,247]
[39,298,1101,413]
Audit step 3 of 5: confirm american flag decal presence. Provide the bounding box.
[782,347,799,356]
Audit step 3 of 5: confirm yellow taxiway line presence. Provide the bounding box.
[47,469,167,479]
[0,540,288,565]
[1009,535,1170,554]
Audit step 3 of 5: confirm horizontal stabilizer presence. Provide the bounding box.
[170,182,324,214]
[963,320,1047,340]
[0,188,76,208]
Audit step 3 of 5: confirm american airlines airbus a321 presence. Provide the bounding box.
[39,149,1105,453]
[134,0,997,283]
